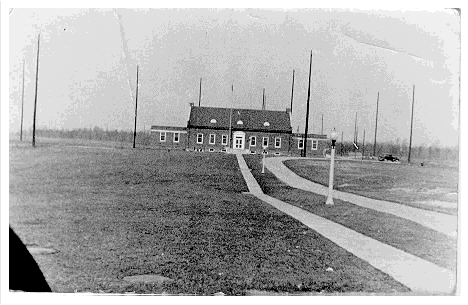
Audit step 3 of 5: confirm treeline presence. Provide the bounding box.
[17,126,154,146]
[337,140,458,162]
[14,127,458,162]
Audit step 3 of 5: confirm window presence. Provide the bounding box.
[173,132,180,143]
[250,136,256,147]
[312,139,318,150]
[197,133,203,144]
[298,139,304,149]
[209,148,215,152]
[210,119,217,124]
[209,134,216,145]
[264,122,270,127]
[275,137,281,148]
[221,134,228,146]
[262,137,269,148]
[237,120,243,125]
[160,132,166,142]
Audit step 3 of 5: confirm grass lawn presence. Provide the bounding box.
[9,139,409,295]
[283,159,458,215]
[244,155,457,273]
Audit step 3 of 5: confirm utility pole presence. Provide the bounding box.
[353,112,358,158]
[341,131,344,156]
[132,65,139,149]
[321,113,324,135]
[198,77,202,107]
[20,58,25,141]
[362,129,365,160]
[290,69,295,113]
[303,50,313,157]
[228,84,233,149]
[408,85,415,164]
[32,34,40,148]
[373,92,379,157]
[262,88,265,110]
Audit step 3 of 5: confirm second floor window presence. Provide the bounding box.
[209,134,216,144]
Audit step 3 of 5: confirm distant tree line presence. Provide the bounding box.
[337,138,458,162]
[14,126,458,163]
[17,126,154,146]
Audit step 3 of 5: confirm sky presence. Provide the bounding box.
[8,8,460,147]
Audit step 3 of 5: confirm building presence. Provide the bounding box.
[151,104,328,156]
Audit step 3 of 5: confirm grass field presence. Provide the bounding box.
[244,155,458,273]
[9,139,410,295]
[283,159,458,215]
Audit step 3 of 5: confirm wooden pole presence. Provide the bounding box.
[354,112,358,158]
[321,113,324,135]
[362,129,365,160]
[228,84,233,149]
[341,131,344,156]
[32,34,40,148]
[303,50,313,157]
[198,77,202,107]
[262,88,265,110]
[132,65,139,148]
[290,69,295,113]
[408,85,415,164]
[373,92,379,157]
[20,58,25,141]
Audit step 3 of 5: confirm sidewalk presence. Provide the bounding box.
[235,153,455,294]
[263,157,457,237]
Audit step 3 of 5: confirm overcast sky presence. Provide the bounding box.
[8,8,460,147]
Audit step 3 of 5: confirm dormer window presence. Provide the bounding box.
[237,120,243,125]
[264,122,270,127]
[210,119,217,124]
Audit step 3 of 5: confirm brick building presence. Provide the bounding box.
[151,104,328,157]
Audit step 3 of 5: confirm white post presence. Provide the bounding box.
[262,153,265,174]
[326,128,338,205]
[325,146,335,205]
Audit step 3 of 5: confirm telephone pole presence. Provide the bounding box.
[303,50,313,157]
[198,77,202,107]
[290,69,295,113]
[32,34,40,147]
[408,85,415,164]
[373,92,379,156]
[132,65,139,149]
[20,58,25,141]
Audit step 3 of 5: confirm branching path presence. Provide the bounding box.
[263,157,457,237]
[236,153,456,294]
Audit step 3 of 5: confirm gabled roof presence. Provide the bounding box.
[187,106,292,133]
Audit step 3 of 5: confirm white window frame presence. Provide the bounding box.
[197,133,203,144]
[173,132,180,143]
[209,134,216,145]
[312,139,318,150]
[262,137,269,148]
[160,132,166,142]
[275,137,281,148]
[221,134,228,146]
[250,136,256,147]
[298,139,304,149]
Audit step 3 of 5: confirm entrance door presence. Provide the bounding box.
[233,131,245,149]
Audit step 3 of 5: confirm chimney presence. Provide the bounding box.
[189,102,194,107]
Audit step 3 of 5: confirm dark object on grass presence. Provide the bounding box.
[9,227,52,292]
[378,154,399,162]
[421,162,424,166]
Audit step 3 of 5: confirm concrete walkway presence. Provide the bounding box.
[235,153,455,294]
[263,157,457,237]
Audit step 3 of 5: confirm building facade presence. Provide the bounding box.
[151,104,328,157]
